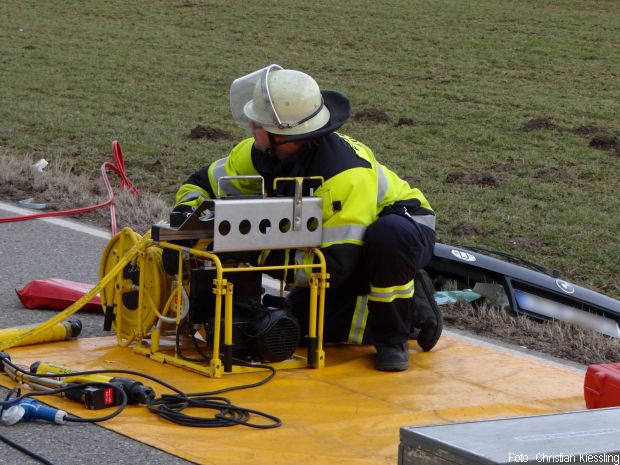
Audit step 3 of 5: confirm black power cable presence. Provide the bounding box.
[0,431,55,465]
[175,319,211,363]
[147,358,281,428]
[167,322,282,427]
[1,354,282,429]
[148,393,281,428]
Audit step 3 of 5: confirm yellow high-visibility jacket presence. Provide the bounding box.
[174,133,435,288]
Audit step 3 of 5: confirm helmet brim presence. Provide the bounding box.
[282,90,351,141]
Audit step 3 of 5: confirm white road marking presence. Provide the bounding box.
[0,201,111,239]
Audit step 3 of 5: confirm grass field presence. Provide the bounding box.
[1,0,619,298]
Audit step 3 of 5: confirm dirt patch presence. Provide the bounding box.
[589,134,620,154]
[571,125,608,136]
[445,171,502,187]
[505,236,541,251]
[451,221,490,237]
[352,108,391,124]
[533,167,571,180]
[518,117,560,132]
[395,117,415,127]
[189,125,231,140]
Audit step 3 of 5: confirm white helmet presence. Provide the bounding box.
[230,64,350,139]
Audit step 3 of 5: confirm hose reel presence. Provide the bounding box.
[98,228,170,342]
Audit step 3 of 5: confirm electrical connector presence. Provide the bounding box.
[65,385,119,410]
[1,398,66,425]
[30,362,155,406]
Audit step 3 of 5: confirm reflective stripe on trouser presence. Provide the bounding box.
[368,280,414,303]
[347,281,414,344]
[347,295,369,344]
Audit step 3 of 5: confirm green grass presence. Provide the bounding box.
[1,0,619,297]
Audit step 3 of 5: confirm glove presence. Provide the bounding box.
[170,209,192,227]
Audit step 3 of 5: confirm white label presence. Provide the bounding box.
[451,249,476,262]
[556,279,576,294]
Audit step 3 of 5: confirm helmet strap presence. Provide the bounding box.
[265,132,299,159]
[264,132,280,158]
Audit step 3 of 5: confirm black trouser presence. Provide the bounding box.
[291,213,434,346]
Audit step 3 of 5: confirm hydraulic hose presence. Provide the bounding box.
[0,140,139,235]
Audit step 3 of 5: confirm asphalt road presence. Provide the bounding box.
[0,202,195,465]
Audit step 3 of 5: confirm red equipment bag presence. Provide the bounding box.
[16,278,101,313]
[584,363,620,409]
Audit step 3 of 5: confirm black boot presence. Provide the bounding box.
[374,342,409,371]
[411,270,443,352]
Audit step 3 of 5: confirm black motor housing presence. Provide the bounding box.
[202,304,300,363]
[189,268,300,362]
[233,305,300,362]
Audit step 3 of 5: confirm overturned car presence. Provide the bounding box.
[427,243,620,339]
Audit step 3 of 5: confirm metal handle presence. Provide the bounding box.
[273,177,324,232]
[217,175,265,198]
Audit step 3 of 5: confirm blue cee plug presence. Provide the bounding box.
[1,398,67,425]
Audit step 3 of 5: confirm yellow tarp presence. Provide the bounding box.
[1,334,586,465]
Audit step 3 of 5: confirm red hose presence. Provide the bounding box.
[0,140,140,235]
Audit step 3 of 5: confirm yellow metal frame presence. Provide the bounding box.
[0,225,328,377]
[113,238,328,378]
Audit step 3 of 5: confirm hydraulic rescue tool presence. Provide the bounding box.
[0,353,154,410]
[29,361,155,407]
[98,176,329,378]
[0,319,82,348]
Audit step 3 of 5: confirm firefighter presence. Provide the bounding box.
[171,65,440,371]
